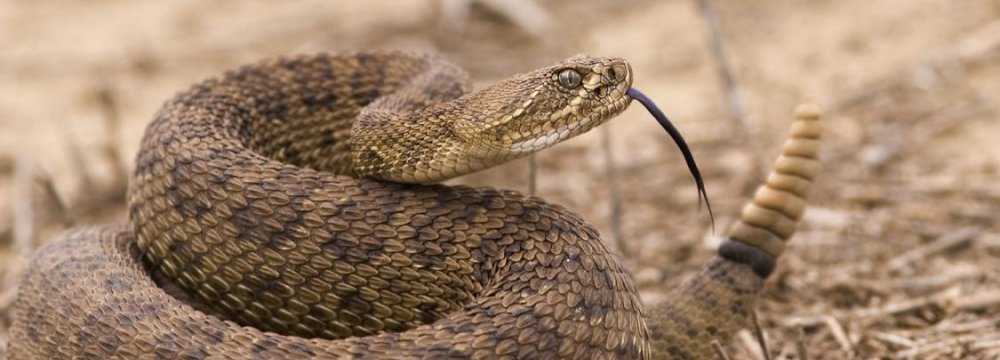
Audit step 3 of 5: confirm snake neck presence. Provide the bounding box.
[348,96,493,184]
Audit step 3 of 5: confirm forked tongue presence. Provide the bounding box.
[627,88,715,229]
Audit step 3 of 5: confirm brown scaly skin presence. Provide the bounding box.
[9,51,820,359]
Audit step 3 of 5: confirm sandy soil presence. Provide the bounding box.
[1,1,999,358]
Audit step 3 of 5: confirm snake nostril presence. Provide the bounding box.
[611,63,628,82]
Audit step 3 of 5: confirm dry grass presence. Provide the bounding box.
[2,1,999,358]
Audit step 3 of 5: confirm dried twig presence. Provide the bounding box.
[870,331,916,348]
[795,326,809,360]
[783,287,972,328]
[95,84,129,197]
[929,317,1000,335]
[895,333,1000,358]
[35,168,74,227]
[0,209,10,243]
[738,329,766,360]
[950,290,1000,312]
[694,0,746,129]
[0,154,13,175]
[64,134,95,193]
[711,339,732,360]
[692,0,767,197]
[750,310,773,360]
[438,0,551,38]
[13,153,36,258]
[980,233,1000,249]
[955,18,1000,63]
[854,287,959,320]
[823,315,853,355]
[601,126,628,258]
[873,264,981,294]
[888,227,981,271]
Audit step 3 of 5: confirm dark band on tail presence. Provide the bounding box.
[718,238,776,277]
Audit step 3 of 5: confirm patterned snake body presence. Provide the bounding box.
[9,52,822,359]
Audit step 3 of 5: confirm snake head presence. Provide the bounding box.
[352,54,634,184]
[467,55,633,156]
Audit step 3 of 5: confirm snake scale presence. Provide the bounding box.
[8,51,822,359]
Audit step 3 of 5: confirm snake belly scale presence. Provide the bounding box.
[9,51,822,359]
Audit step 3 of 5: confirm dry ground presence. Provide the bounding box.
[2,1,999,359]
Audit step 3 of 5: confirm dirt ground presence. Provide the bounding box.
[2,0,999,359]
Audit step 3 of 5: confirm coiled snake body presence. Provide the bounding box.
[9,52,822,359]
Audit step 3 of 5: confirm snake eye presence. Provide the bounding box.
[557,69,582,89]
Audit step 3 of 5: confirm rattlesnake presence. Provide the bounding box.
[9,51,821,359]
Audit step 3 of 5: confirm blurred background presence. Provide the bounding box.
[1,1,999,358]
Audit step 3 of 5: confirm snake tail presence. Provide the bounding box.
[646,102,822,359]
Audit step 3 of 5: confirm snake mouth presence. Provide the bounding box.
[508,93,632,154]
